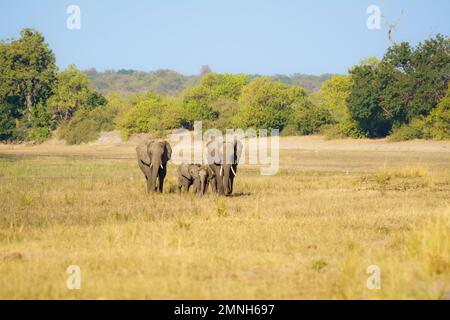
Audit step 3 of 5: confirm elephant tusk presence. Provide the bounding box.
[231,166,237,177]
[160,164,164,170]
[150,163,153,168]
[220,166,223,176]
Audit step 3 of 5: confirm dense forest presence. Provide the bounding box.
[0,28,449,144]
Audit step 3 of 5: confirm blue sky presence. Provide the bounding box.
[0,0,448,75]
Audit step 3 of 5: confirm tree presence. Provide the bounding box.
[0,29,56,120]
[422,84,450,140]
[316,75,353,122]
[286,99,333,135]
[47,65,106,122]
[237,77,308,131]
[118,93,184,139]
[0,102,17,140]
[405,34,450,119]
[182,73,249,128]
[347,64,391,137]
[348,35,449,137]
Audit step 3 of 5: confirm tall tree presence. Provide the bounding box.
[0,29,56,120]
[47,65,106,122]
[348,35,449,137]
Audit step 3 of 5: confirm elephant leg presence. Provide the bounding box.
[210,176,217,193]
[217,178,225,196]
[146,176,152,193]
[210,165,224,195]
[229,176,234,195]
[138,161,151,193]
[158,169,166,193]
[204,180,209,195]
[182,180,189,192]
[178,176,183,193]
[158,178,164,193]
[144,169,152,193]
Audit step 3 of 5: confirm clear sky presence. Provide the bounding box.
[0,0,448,75]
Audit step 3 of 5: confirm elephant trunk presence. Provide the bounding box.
[149,156,161,192]
[222,164,232,196]
[200,176,207,195]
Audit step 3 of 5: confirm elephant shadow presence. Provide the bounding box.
[226,191,252,198]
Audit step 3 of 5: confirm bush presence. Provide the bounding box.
[320,117,367,140]
[58,104,117,145]
[338,117,367,138]
[319,124,343,140]
[181,73,248,129]
[286,101,333,135]
[117,93,184,139]
[389,122,423,142]
[279,123,301,136]
[237,77,308,131]
[66,119,99,145]
[421,90,450,140]
[28,127,51,143]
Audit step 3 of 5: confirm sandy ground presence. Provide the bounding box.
[279,136,450,153]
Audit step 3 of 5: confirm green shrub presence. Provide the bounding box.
[389,123,423,142]
[280,123,302,136]
[89,105,116,132]
[319,124,343,140]
[27,127,51,143]
[338,117,367,138]
[320,117,367,140]
[237,77,307,131]
[421,91,450,140]
[59,117,99,145]
[286,102,333,135]
[58,107,111,145]
[117,93,184,139]
[180,73,248,129]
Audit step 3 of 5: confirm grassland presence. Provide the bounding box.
[0,136,449,299]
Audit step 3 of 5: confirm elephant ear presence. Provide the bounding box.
[179,164,192,180]
[235,140,243,164]
[136,140,152,165]
[188,165,199,179]
[206,140,222,165]
[164,141,172,160]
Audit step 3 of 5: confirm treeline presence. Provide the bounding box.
[0,29,449,144]
[86,68,332,96]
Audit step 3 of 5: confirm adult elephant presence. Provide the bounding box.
[206,138,243,196]
[136,138,172,193]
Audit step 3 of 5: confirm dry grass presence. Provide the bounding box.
[0,137,449,299]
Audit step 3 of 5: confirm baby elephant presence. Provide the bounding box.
[178,164,215,195]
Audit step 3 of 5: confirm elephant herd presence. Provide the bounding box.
[136,137,243,196]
